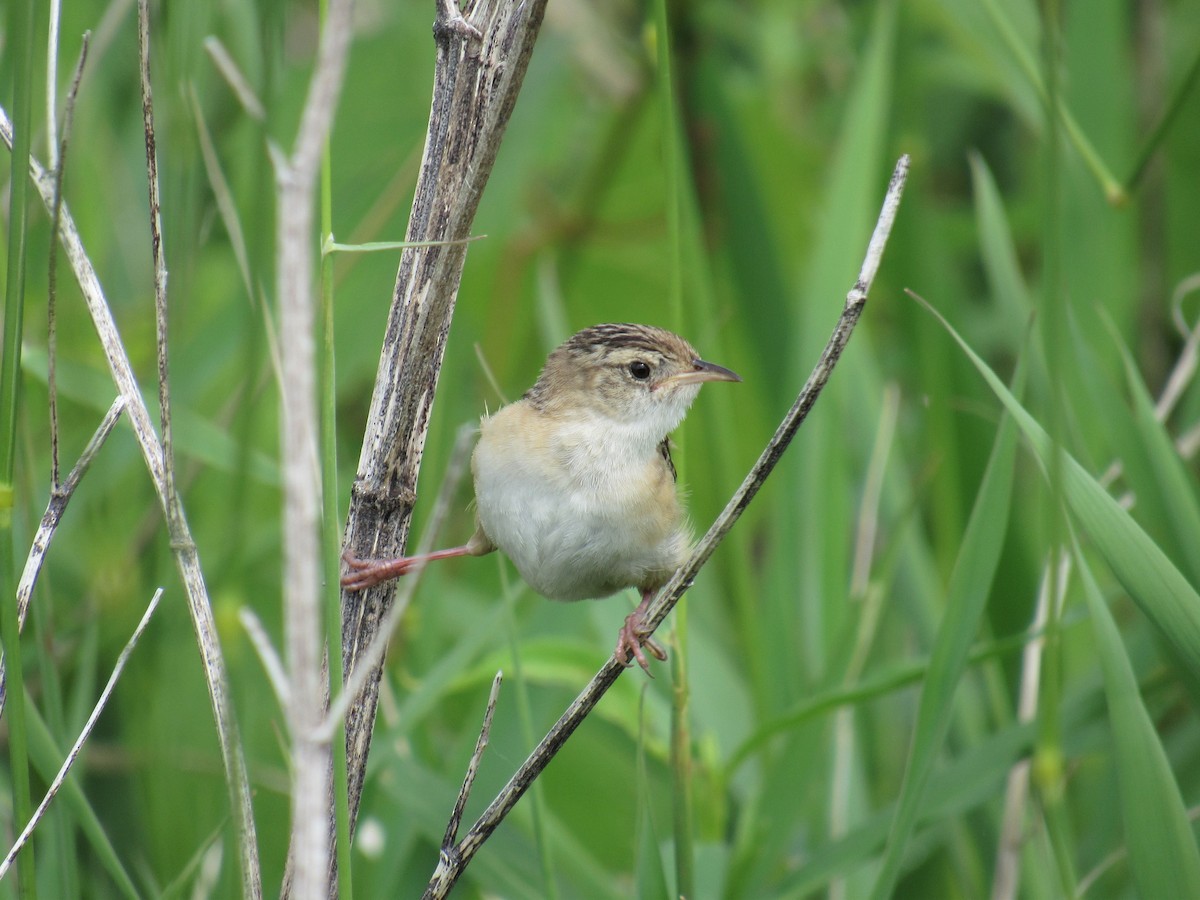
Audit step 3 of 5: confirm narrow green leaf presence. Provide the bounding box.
[789,717,1039,898]
[635,690,671,899]
[323,235,484,255]
[869,366,1019,899]
[921,298,1200,675]
[1073,541,1200,896]
[725,622,1061,775]
[1110,330,1200,588]
[968,152,1032,337]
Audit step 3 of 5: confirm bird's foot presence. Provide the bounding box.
[434,0,483,45]
[340,551,415,591]
[615,612,668,674]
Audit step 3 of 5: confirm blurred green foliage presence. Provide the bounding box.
[2,0,1200,896]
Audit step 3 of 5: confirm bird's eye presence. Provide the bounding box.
[628,360,652,381]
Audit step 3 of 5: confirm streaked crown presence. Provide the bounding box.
[525,324,739,436]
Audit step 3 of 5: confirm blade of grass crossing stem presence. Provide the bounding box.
[1072,540,1200,896]
[1068,334,1190,589]
[922,299,1200,675]
[1,0,40,892]
[868,365,1020,899]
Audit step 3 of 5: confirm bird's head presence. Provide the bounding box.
[527,323,740,438]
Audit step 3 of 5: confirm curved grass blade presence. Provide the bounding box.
[1073,538,1200,896]
[918,295,1200,676]
[868,364,1020,899]
[1110,330,1200,588]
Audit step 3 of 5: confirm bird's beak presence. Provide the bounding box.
[658,358,742,389]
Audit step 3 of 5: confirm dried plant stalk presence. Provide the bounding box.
[337,0,548,832]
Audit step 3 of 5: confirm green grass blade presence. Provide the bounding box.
[968,152,1032,337]
[635,689,671,899]
[1073,539,1200,896]
[922,299,1200,675]
[1124,43,1200,194]
[980,0,1123,202]
[868,365,1020,899]
[725,621,1060,775]
[1,0,41,892]
[1110,328,1200,588]
[316,1,353,894]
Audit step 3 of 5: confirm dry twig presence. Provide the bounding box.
[0,588,163,879]
[47,32,89,487]
[0,398,124,718]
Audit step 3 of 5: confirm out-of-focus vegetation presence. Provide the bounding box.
[2,0,1200,896]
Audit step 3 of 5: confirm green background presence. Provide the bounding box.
[3,0,1200,896]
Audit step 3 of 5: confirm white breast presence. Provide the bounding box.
[471,403,688,601]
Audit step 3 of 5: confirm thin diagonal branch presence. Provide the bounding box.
[441,672,503,851]
[423,154,911,897]
[16,398,124,622]
[0,588,163,880]
[0,398,125,718]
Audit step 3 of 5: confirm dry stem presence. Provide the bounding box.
[0,399,124,717]
[0,588,163,879]
[272,0,356,895]
[0,102,263,900]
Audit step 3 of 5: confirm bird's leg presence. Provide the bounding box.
[341,530,494,591]
[341,546,470,590]
[615,589,669,673]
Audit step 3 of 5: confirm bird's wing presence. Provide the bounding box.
[658,437,678,483]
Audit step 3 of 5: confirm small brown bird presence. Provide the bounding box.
[343,323,740,670]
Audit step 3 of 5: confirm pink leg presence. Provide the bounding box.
[614,589,668,673]
[341,545,474,591]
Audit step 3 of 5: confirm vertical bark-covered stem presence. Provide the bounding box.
[338,0,547,833]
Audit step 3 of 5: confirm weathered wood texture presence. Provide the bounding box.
[339,0,548,832]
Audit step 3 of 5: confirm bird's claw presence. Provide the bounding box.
[615,613,668,674]
[434,0,483,45]
[340,550,412,591]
